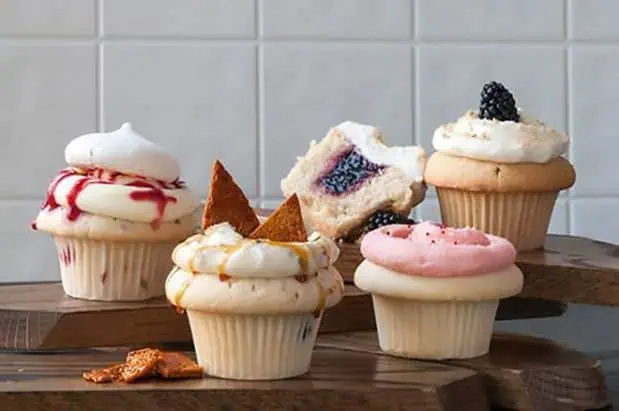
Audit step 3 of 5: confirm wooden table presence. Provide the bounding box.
[0,331,612,411]
[0,344,488,411]
[1,231,617,410]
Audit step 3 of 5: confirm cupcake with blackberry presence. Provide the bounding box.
[424,81,575,251]
[282,121,426,242]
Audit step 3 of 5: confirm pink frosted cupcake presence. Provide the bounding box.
[354,221,523,359]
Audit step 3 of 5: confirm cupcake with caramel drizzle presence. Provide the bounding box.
[165,160,344,381]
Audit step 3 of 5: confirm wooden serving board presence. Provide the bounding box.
[317,331,610,411]
[335,235,619,306]
[0,283,564,351]
[0,347,489,411]
[0,283,373,351]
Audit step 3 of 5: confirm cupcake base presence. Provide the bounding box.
[372,294,498,360]
[54,236,175,301]
[186,310,323,380]
[436,188,558,251]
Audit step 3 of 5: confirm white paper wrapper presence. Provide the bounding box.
[187,310,323,380]
[372,295,498,360]
[54,236,175,301]
[436,188,558,251]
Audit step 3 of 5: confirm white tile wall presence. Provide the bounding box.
[262,44,413,196]
[416,0,565,40]
[2,0,617,293]
[0,0,96,36]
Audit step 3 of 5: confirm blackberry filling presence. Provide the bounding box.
[315,147,385,196]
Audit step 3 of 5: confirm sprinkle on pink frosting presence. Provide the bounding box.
[360,221,517,277]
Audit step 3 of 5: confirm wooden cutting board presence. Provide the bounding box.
[317,331,610,411]
[0,282,565,351]
[0,346,489,411]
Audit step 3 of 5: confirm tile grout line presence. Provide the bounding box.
[4,37,619,45]
[256,0,265,207]
[564,0,574,236]
[95,0,104,132]
[411,0,418,221]
[412,52,421,221]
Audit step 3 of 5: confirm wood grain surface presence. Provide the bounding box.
[0,283,565,351]
[317,331,610,411]
[0,347,488,411]
[0,283,374,351]
[335,235,619,306]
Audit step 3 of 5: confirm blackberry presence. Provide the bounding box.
[479,81,520,122]
[364,210,412,233]
[317,148,385,195]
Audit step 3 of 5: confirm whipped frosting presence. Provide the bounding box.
[172,223,340,278]
[65,123,181,182]
[166,266,343,314]
[360,222,517,277]
[36,124,199,228]
[355,260,523,301]
[43,169,199,224]
[165,222,344,315]
[334,121,426,182]
[432,111,569,164]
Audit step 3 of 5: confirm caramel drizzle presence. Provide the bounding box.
[166,268,192,307]
[216,243,245,275]
[173,237,329,317]
[313,279,328,318]
[258,240,309,275]
[186,239,310,277]
[174,279,190,306]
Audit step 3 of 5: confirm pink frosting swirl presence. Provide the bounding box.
[360,221,517,277]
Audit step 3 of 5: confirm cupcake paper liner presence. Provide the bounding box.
[372,294,498,360]
[54,236,175,301]
[187,310,323,380]
[435,188,558,251]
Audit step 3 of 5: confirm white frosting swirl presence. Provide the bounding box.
[335,121,426,182]
[166,266,344,314]
[37,123,199,227]
[165,223,344,314]
[432,111,569,164]
[172,223,340,278]
[355,260,523,301]
[65,122,180,182]
[50,171,199,224]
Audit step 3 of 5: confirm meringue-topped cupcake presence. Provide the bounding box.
[33,123,200,301]
[425,81,575,251]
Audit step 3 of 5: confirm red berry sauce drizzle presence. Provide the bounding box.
[59,246,73,265]
[38,167,184,230]
[126,179,178,229]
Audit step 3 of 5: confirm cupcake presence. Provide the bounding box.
[281,121,426,242]
[424,81,575,251]
[354,221,523,359]
[166,161,344,380]
[33,123,200,301]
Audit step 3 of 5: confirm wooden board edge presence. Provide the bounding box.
[0,288,376,351]
[317,331,611,411]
